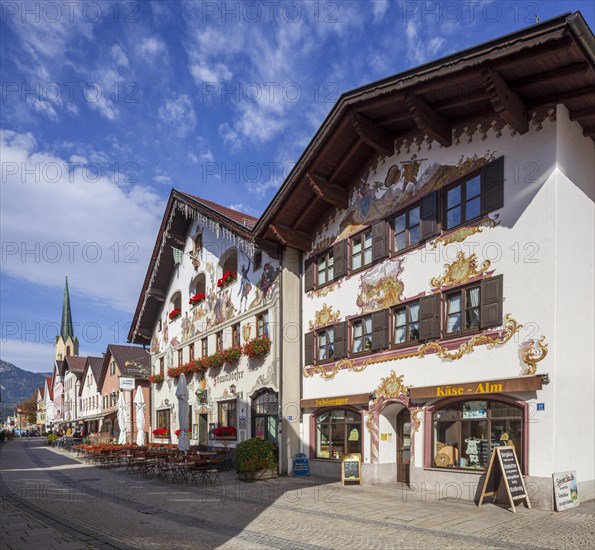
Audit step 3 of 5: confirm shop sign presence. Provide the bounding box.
[553,471,580,511]
[119,377,135,390]
[292,453,310,477]
[341,453,362,485]
[301,393,370,409]
[479,446,531,513]
[409,375,543,400]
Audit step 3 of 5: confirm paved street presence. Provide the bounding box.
[1,439,593,550]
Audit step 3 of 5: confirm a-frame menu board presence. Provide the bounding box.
[478,446,531,512]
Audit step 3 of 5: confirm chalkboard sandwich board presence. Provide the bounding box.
[478,446,531,513]
[341,453,362,485]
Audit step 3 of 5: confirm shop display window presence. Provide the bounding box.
[432,399,523,470]
[315,408,361,460]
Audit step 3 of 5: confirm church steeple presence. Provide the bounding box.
[61,276,74,340]
[55,276,78,360]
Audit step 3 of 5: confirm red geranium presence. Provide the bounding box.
[169,308,181,320]
[189,293,206,306]
[153,428,170,438]
[149,373,164,384]
[213,426,237,438]
[217,270,237,288]
[175,428,191,437]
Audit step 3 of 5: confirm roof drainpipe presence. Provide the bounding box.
[566,12,595,66]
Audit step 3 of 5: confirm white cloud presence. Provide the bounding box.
[0,129,163,312]
[404,21,447,65]
[372,0,390,22]
[227,203,259,217]
[137,37,168,63]
[153,174,172,185]
[158,95,197,137]
[111,44,130,68]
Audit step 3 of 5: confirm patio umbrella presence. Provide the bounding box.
[117,392,127,445]
[133,386,146,446]
[176,373,191,452]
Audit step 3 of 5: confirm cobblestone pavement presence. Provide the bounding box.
[1,439,593,550]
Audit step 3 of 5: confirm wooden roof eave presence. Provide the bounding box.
[254,12,594,243]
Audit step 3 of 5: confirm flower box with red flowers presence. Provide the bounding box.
[217,270,237,289]
[149,373,164,384]
[175,428,192,437]
[152,428,170,438]
[168,308,181,321]
[189,293,206,306]
[243,336,272,359]
[222,346,242,365]
[213,426,237,439]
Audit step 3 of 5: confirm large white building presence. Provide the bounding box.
[129,191,289,465]
[256,13,594,509]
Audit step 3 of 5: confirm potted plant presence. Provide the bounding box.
[169,308,181,321]
[152,428,170,439]
[175,428,192,437]
[189,292,206,306]
[222,346,242,365]
[213,426,237,440]
[149,373,164,384]
[236,437,278,481]
[217,270,237,289]
[47,433,59,446]
[243,336,272,359]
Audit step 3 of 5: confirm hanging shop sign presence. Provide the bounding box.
[119,377,135,390]
[409,375,543,400]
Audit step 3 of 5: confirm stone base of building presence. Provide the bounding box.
[307,460,594,511]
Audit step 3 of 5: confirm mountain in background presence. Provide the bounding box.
[0,359,50,419]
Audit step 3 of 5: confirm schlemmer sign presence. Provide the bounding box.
[553,471,580,511]
[119,377,135,390]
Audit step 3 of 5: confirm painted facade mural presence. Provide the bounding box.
[356,257,404,314]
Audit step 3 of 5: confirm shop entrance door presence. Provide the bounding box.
[198,413,208,447]
[396,409,411,485]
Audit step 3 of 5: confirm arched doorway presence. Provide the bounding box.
[251,389,279,446]
[396,408,411,484]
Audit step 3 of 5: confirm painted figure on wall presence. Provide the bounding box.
[238,257,252,313]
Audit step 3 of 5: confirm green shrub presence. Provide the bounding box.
[235,437,277,474]
[47,433,59,444]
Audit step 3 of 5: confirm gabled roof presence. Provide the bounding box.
[100,345,150,385]
[54,360,66,379]
[255,12,595,244]
[37,386,45,400]
[79,356,105,395]
[178,191,259,230]
[45,376,54,401]
[128,189,258,344]
[64,356,87,379]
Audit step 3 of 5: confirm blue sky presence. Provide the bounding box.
[1,0,594,372]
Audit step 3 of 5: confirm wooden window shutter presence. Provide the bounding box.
[481,156,504,215]
[371,310,389,351]
[333,321,347,359]
[480,275,503,329]
[304,257,315,292]
[333,240,348,279]
[304,331,314,365]
[419,294,441,341]
[420,191,439,240]
[372,220,388,262]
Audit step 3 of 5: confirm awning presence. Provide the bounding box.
[301,393,370,409]
[408,375,545,400]
[82,415,103,421]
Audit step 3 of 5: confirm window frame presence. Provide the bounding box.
[315,326,335,364]
[189,343,194,361]
[430,398,525,473]
[391,300,421,348]
[177,348,183,366]
[253,250,262,271]
[156,409,171,431]
[443,282,482,338]
[201,337,208,358]
[232,323,241,348]
[349,228,373,273]
[391,202,422,255]
[256,311,269,338]
[349,314,373,357]
[217,399,237,430]
[216,331,223,353]
[443,172,482,231]
[314,407,362,461]
[316,248,335,288]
